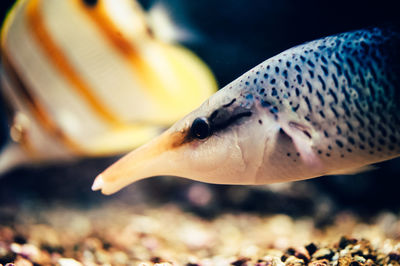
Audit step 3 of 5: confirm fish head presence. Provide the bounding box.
[93,85,283,195]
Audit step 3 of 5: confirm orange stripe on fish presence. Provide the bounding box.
[25,0,124,126]
[76,0,179,112]
[2,54,84,155]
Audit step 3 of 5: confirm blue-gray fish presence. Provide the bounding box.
[93,27,400,195]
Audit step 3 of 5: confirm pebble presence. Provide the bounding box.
[284,255,305,265]
[308,259,329,266]
[0,204,400,265]
[312,248,334,260]
[58,258,82,266]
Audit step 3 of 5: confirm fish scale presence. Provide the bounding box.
[234,27,400,165]
[93,27,400,195]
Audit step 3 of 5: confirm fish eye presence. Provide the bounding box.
[190,117,211,140]
[83,0,98,7]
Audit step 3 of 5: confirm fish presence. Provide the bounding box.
[93,27,400,195]
[0,0,217,172]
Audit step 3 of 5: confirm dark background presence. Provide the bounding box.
[0,0,399,223]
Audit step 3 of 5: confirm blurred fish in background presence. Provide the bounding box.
[0,0,217,173]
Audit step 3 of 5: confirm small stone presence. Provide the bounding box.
[284,255,305,266]
[338,255,352,266]
[262,256,285,266]
[12,256,32,266]
[364,259,376,266]
[389,252,400,263]
[353,255,366,263]
[9,243,21,254]
[312,248,334,260]
[284,248,296,256]
[11,244,40,262]
[331,252,339,261]
[151,257,162,263]
[83,237,103,251]
[0,249,16,263]
[231,258,250,266]
[13,236,26,245]
[294,250,310,263]
[339,249,349,257]
[308,259,329,266]
[95,249,110,264]
[58,258,82,266]
[305,243,318,256]
[339,237,358,249]
[111,251,129,265]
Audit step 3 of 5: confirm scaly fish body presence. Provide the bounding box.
[93,27,400,195]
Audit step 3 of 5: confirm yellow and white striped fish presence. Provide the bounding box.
[0,0,217,172]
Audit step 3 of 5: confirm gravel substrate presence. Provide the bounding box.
[1,202,400,265]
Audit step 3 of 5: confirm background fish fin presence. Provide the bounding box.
[327,165,377,176]
[146,1,202,44]
[83,125,164,156]
[0,143,29,175]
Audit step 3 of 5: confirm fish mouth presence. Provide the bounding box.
[91,128,188,195]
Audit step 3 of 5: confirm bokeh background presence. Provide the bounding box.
[0,0,399,224]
